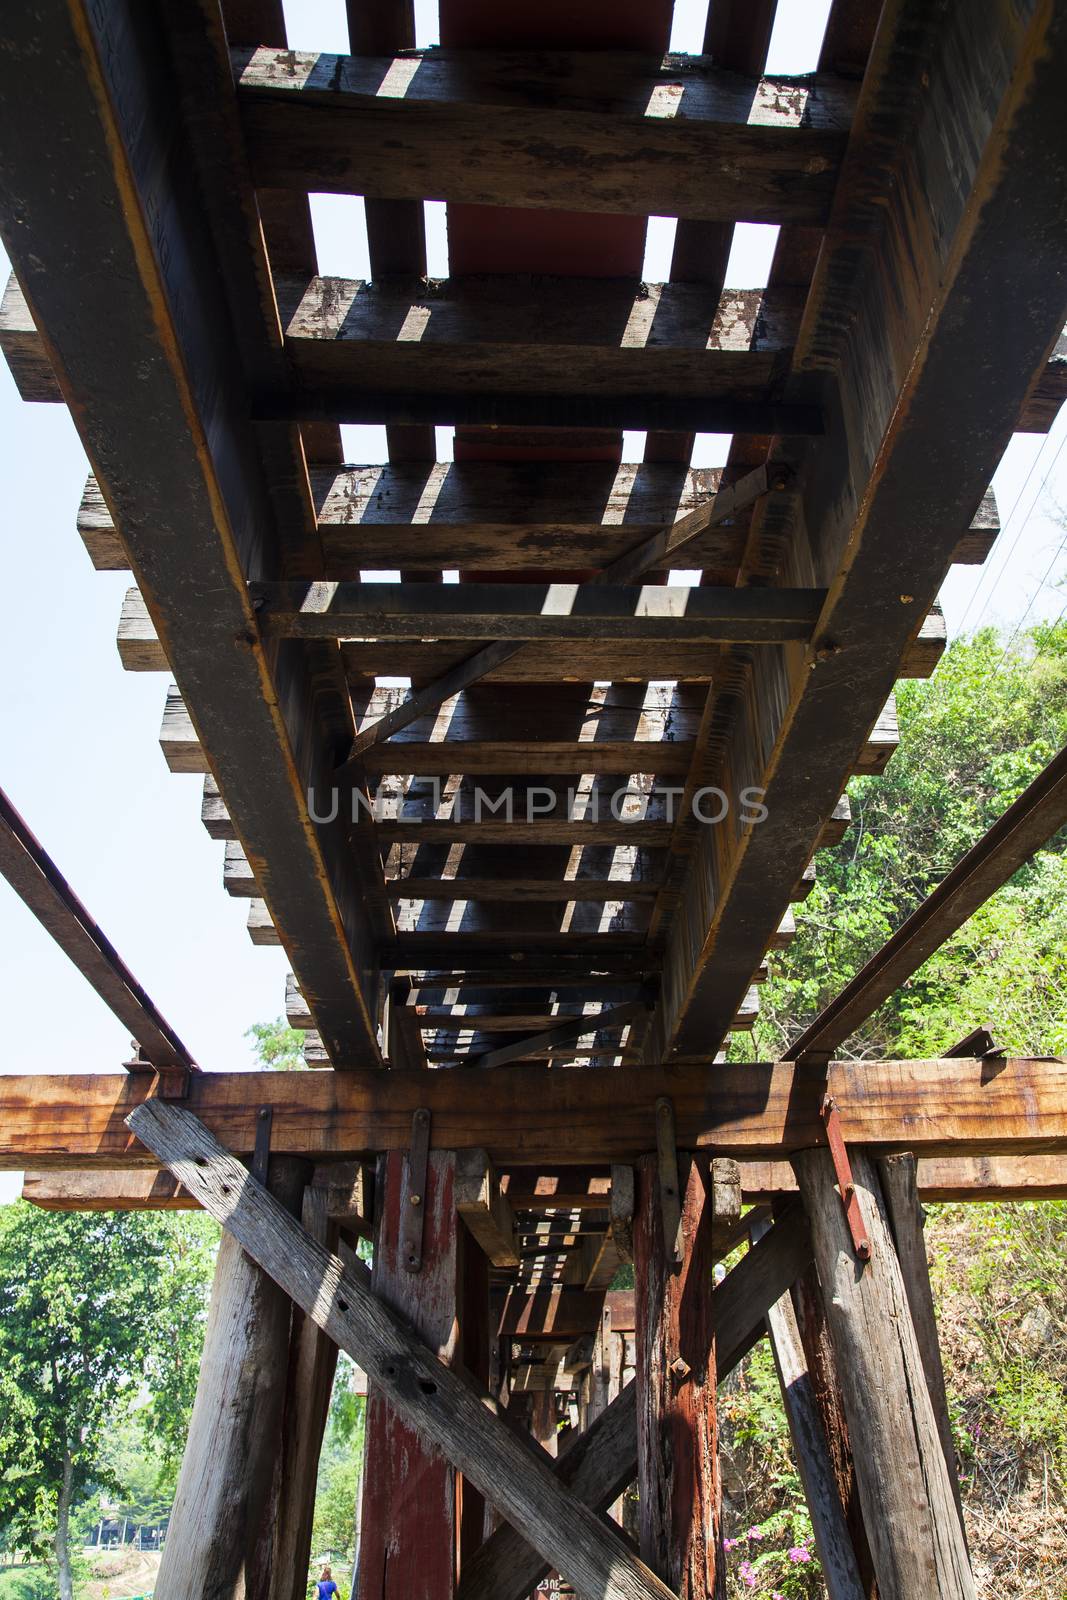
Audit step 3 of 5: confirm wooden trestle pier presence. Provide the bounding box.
[1,0,1067,1596]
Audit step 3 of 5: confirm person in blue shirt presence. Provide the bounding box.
[315,1565,339,1599]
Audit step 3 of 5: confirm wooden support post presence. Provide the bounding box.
[256,1182,341,1600]
[793,1147,976,1600]
[457,1212,491,1574]
[358,1149,460,1600]
[878,1152,968,1545]
[789,1262,876,1596]
[129,1100,677,1600]
[153,1157,307,1600]
[634,1151,724,1599]
[754,1219,866,1600]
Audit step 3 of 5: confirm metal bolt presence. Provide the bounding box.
[670,1357,691,1381]
[409,1193,422,1206]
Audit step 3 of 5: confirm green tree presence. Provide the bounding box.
[0,1206,216,1600]
[247,1016,307,1070]
[753,620,1067,1060]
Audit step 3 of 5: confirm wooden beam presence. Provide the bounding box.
[634,1154,724,1596]
[267,274,820,435]
[757,1220,867,1600]
[251,579,825,643]
[359,1151,460,1600]
[0,0,386,1066]
[128,1100,678,1600]
[78,460,1004,576]
[455,1149,519,1268]
[236,47,851,224]
[793,1148,975,1598]
[0,786,196,1073]
[466,1001,646,1070]
[151,1158,308,1599]
[738,1153,1067,1203]
[788,744,1067,1062]
[4,1055,1067,1170]
[647,0,1067,1062]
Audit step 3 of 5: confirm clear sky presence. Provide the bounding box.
[0,0,1064,1202]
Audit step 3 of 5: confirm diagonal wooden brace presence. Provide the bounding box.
[821,1097,871,1263]
[127,1098,678,1600]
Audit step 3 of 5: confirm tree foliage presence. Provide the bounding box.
[246,1016,307,1070]
[0,1206,216,1597]
[752,621,1067,1061]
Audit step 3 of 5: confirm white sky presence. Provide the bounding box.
[0,0,1064,1201]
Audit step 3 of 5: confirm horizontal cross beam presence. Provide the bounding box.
[2,1055,1065,1169]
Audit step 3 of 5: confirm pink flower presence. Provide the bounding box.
[747,1527,764,1540]
[723,1537,739,1551]
[788,1545,812,1563]
[738,1560,757,1589]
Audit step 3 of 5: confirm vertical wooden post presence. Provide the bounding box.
[154,1156,308,1600]
[253,1182,342,1600]
[789,1262,876,1596]
[357,1149,460,1600]
[877,1151,968,1545]
[755,1218,866,1600]
[457,1211,491,1570]
[793,1147,976,1600]
[634,1151,724,1600]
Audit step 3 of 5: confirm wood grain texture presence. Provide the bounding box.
[358,1151,459,1600]
[236,48,850,224]
[455,1148,519,1267]
[128,1101,677,1600]
[4,1055,1067,1169]
[634,1154,724,1598]
[793,1148,976,1600]
[760,1228,866,1600]
[153,1157,307,1600]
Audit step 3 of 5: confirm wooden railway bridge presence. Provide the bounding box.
[1,0,1067,1595]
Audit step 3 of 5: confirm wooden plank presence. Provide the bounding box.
[271,274,819,435]
[466,1001,646,1070]
[236,47,851,224]
[1018,328,1067,432]
[0,0,386,1066]
[128,1100,677,1600]
[151,1158,307,1600]
[738,1153,1067,1202]
[252,579,825,643]
[646,0,1067,1062]
[0,274,62,401]
[4,1056,1067,1170]
[499,1290,636,1341]
[79,464,1009,577]
[389,879,664,904]
[634,1154,723,1596]
[793,1149,975,1598]
[372,742,692,777]
[455,1149,519,1268]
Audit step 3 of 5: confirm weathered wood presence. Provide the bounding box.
[258,1183,340,1600]
[358,1150,459,1600]
[80,462,1004,575]
[153,1157,307,1600]
[877,1152,967,1543]
[236,47,851,224]
[5,1056,1067,1169]
[709,1159,741,1259]
[128,1101,677,1600]
[467,1002,646,1070]
[455,1149,519,1268]
[788,1259,876,1597]
[646,0,1067,1062]
[757,1219,866,1600]
[0,0,386,1065]
[793,1148,975,1599]
[252,579,825,643]
[0,785,195,1073]
[499,1289,636,1341]
[634,1153,724,1598]
[0,274,61,400]
[462,1202,807,1600]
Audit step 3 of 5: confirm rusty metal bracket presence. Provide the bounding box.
[251,1105,273,1186]
[821,1097,871,1263]
[654,1096,684,1268]
[401,1107,432,1273]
